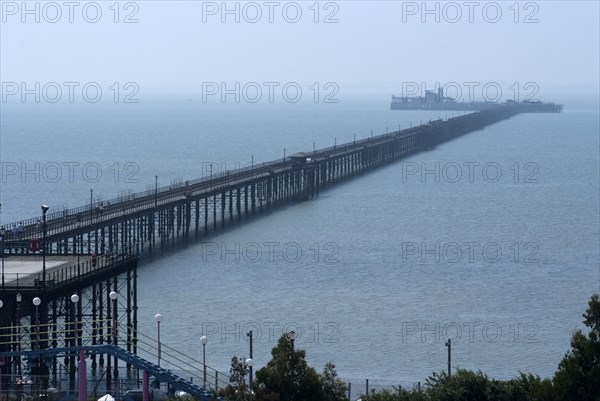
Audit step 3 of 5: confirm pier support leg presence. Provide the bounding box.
[78,351,86,401]
[195,199,200,236]
[143,370,150,401]
[204,198,208,234]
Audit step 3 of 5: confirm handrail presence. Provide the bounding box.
[0,113,431,237]
[0,319,230,391]
[1,248,137,289]
[119,323,230,390]
[0,103,543,242]
[0,345,215,398]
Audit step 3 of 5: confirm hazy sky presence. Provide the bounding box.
[1,1,599,102]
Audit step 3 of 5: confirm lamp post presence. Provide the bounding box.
[97,203,104,253]
[32,297,41,350]
[109,292,118,343]
[110,291,118,382]
[247,330,253,389]
[245,358,253,391]
[201,335,207,388]
[287,330,296,351]
[69,294,79,390]
[15,293,22,377]
[445,339,451,378]
[41,205,49,287]
[155,175,158,208]
[0,226,5,288]
[155,314,162,367]
[71,294,79,344]
[76,218,81,279]
[89,189,93,250]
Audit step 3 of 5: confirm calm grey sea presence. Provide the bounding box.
[1,94,599,387]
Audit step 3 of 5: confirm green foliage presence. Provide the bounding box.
[553,294,600,401]
[163,395,198,401]
[253,335,324,401]
[223,356,252,401]
[361,370,552,401]
[359,386,427,401]
[241,294,599,401]
[320,362,349,401]
[361,294,600,401]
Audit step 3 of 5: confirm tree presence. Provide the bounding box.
[425,370,492,401]
[320,362,349,401]
[223,356,251,401]
[253,334,324,401]
[553,294,600,401]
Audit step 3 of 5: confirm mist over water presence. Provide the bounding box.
[0,95,598,386]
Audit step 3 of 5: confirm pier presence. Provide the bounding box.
[0,100,562,399]
[0,101,563,264]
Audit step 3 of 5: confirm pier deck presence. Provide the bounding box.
[0,102,563,264]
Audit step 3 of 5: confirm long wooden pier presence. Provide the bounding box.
[1,101,562,265]
[0,100,562,397]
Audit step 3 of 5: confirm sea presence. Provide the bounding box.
[0,92,598,389]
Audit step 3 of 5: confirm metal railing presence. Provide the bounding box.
[2,247,137,289]
[118,323,230,392]
[1,103,533,249]
[0,319,230,390]
[0,319,113,350]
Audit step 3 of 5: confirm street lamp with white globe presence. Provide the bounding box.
[32,297,41,349]
[110,291,118,383]
[70,294,79,345]
[110,292,118,345]
[246,358,253,389]
[69,294,79,390]
[201,335,207,388]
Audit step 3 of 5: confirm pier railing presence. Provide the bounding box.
[1,102,562,254]
[0,319,230,391]
[2,247,137,290]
